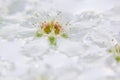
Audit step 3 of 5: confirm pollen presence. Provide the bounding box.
[41,21,62,35]
[54,22,61,35]
[42,22,52,34]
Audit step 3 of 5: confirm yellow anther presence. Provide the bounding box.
[54,22,61,35]
[42,22,51,34]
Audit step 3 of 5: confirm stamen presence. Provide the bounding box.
[54,22,61,35]
[42,22,51,34]
[41,21,62,35]
[36,20,68,46]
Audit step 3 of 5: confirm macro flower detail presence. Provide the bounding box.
[36,20,68,46]
[20,10,84,58]
[1,0,120,80]
[18,10,114,59]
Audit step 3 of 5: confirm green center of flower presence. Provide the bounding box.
[36,21,68,46]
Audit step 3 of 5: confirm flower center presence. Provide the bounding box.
[41,21,62,35]
[36,20,68,46]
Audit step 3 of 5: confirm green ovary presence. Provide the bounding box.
[48,36,56,46]
[116,56,120,62]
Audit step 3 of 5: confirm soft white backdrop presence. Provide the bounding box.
[0,0,120,80]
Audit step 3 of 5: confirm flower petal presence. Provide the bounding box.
[21,37,50,59]
[57,39,85,57]
[0,58,15,76]
[0,24,36,40]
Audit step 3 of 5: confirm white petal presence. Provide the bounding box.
[74,11,103,28]
[67,11,104,41]
[42,51,69,69]
[21,37,50,59]
[77,66,114,80]
[0,77,21,80]
[0,58,15,76]
[0,24,36,40]
[56,70,79,80]
[57,39,85,57]
[55,11,74,26]
[8,0,26,14]
[67,24,93,41]
[83,28,113,48]
[104,6,120,21]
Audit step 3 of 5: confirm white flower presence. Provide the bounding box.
[0,0,120,80]
[20,10,86,58]
[0,10,113,59]
[0,8,114,60]
[18,10,113,59]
